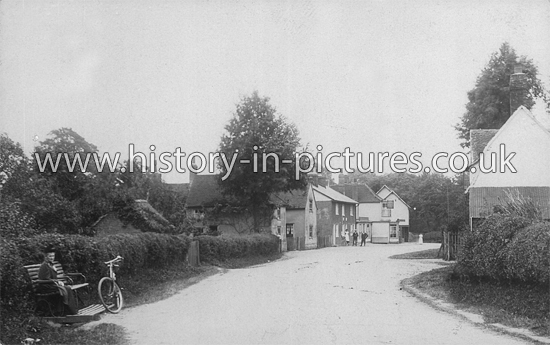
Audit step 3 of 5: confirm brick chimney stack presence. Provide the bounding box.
[308,173,319,187]
[510,64,528,115]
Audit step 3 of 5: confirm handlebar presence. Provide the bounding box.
[104,255,124,265]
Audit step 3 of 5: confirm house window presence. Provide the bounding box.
[341,204,344,216]
[286,224,294,237]
[350,205,354,216]
[277,226,281,235]
[390,225,397,238]
[382,209,391,217]
[276,207,281,219]
[309,224,313,238]
[309,199,313,212]
[335,203,339,215]
[193,209,205,220]
[383,200,394,209]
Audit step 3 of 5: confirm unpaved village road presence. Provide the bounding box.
[86,243,528,345]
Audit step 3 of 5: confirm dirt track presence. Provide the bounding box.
[84,243,528,344]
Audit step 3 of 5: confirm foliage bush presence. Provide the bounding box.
[455,213,548,283]
[422,231,442,243]
[502,222,550,284]
[0,239,34,336]
[197,234,279,263]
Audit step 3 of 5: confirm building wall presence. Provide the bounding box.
[316,201,332,238]
[358,202,381,221]
[304,194,318,249]
[384,196,409,226]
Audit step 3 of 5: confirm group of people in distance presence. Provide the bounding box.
[342,230,368,246]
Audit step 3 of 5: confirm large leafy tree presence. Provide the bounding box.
[218,91,307,231]
[455,42,547,148]
[0,133,31,202]
[33,127,99,201]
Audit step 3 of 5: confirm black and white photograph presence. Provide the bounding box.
[1,0,549,344]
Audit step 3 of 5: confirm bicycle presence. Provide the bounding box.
[98,255,124,313]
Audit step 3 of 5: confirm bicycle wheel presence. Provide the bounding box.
[98,277,124,313]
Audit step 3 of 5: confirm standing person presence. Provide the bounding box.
[37,249,78,315]
[360,231,367,246]
[344,229,350,246]
[352,230,358,246]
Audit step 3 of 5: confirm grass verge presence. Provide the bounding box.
[4,253,283,345]
[408,265,550,337]
[389,248,440,260]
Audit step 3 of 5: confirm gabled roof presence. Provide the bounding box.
[468,106,550,191]
[376,185,411,209]
[185,174,230,208]
[332,183,381,203]
[313,185,357,204]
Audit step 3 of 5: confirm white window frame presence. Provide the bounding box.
[390,225,397,238]
[383,200,395,209]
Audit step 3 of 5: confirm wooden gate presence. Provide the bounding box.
[187,240,200,266]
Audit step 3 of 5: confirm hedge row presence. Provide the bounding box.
[1,232,191,337]
[455,214,550,284]
[196,234,280,263]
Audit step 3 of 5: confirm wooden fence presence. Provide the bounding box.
[440,231,465,261]
[286,237,306,251]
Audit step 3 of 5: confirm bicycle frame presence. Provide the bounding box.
[104,255,123,280]
[99,255,124,313]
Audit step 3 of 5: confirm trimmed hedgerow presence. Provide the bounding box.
[502,222,550,284]
[2,232,191,344]
[455,214,550,284]
[197,234,279,263]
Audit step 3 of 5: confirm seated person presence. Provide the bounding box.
[37,248,78,315]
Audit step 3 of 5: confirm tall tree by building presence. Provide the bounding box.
[455,42,547,148]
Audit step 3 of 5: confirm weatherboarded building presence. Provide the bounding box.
[467,106,550,228]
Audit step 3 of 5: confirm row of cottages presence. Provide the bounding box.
[184,171,359,250]
[332,182,411,244]
[312,178,358,247]
[467,65,550,227]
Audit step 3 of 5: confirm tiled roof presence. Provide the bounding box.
[186,174,306,209]
[470,129,498,163]
[166,183,190,195]
[185,174,231,208]
[332,183,381,203]
[272,188,309,209]
[313,185,357,204]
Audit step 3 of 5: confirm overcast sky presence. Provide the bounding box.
[1,0,549,183]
